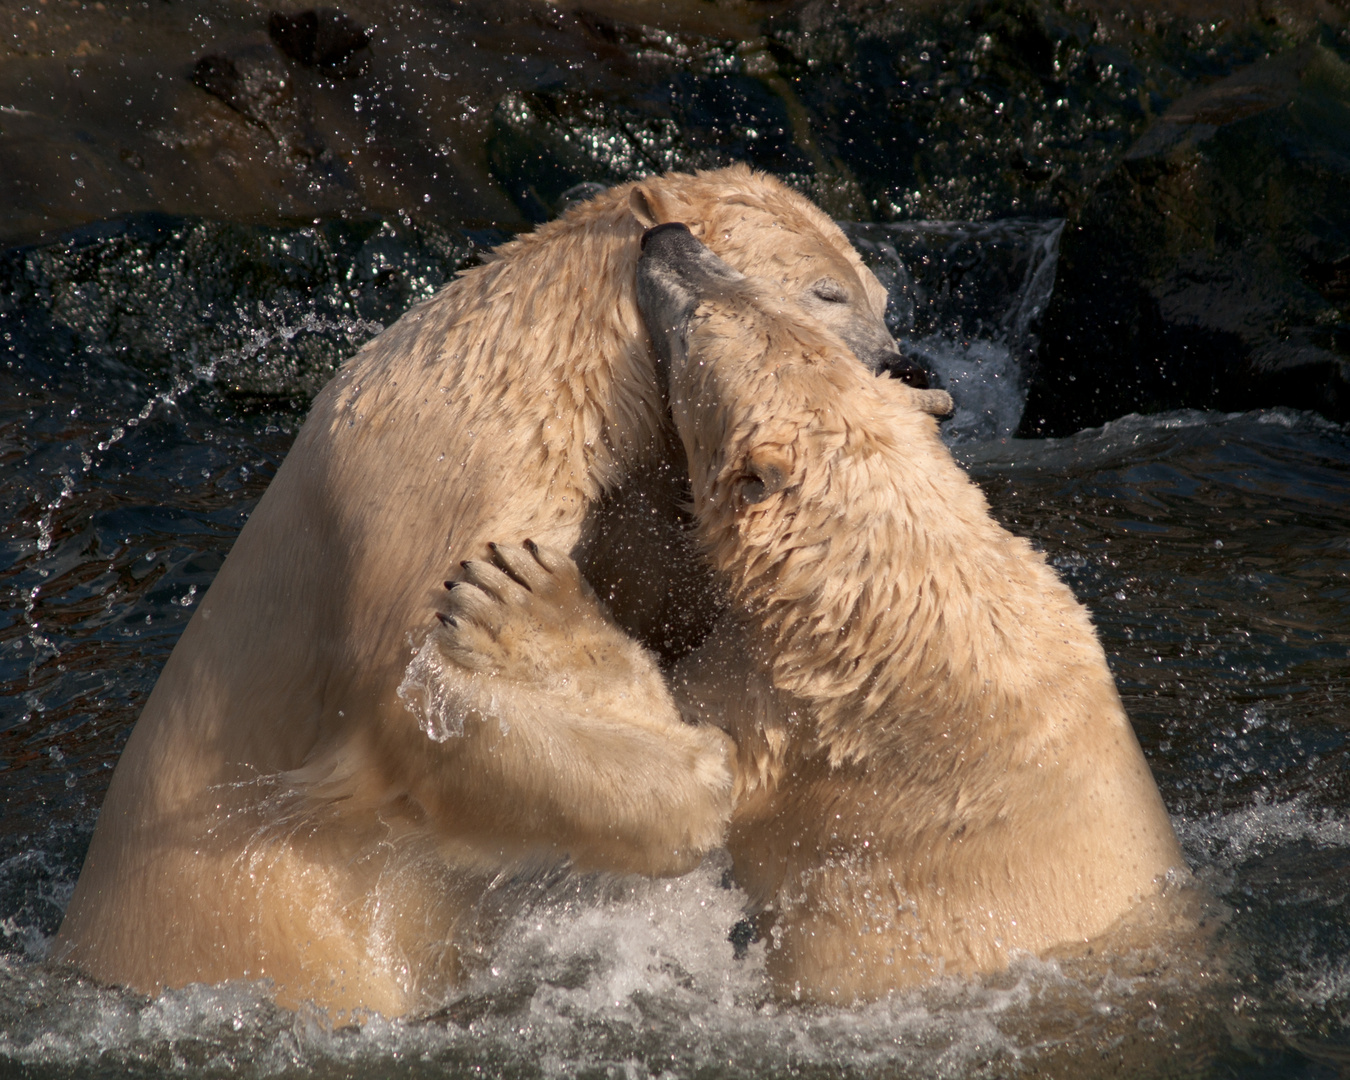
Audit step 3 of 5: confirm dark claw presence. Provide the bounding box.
[523,539,539,555]
[436,612,458,627]
[879,352,931,388]
[444,580,457,591]
[728,918,759,960]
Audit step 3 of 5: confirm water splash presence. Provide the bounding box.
[1178,796,1350,875]
[398,635,471,742]
[0,861,1176,1078]
[0,214,482,733]
[843,218,1064,441]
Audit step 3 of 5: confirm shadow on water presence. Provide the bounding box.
[0,218,1348,1077]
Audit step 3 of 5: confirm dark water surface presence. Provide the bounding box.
[0,213,1348,1077]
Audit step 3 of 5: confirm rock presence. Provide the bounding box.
[763,0,1339,223]
[1022,44,1350,435]
[267,8,371,76]
[485,76,818,223]
[191,48,325,159]
[3,0,1339,250]
[2,0,1349,441]
[0,214,490,409]
[0,0,564,247]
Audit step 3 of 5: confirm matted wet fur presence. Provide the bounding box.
[54,166,940,1018]
[635,223,1189,1003]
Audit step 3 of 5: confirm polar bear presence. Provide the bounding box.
[54,167,938,1018]
[632,223,1188,1002]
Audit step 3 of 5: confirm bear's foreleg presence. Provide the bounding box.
[396,541,734,877]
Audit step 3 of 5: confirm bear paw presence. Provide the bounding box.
[412,540,735,875]
[435,540,634,688]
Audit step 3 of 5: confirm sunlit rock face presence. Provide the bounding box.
[0,0,1341,243]
[1025,43,1350,435]
[0,0,563,246]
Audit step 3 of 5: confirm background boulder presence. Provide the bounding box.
[1,0,1348,431]
[1023,43,1350,434]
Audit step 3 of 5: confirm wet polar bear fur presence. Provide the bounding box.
[635,223,1188,1003]
[54,166,936,1018]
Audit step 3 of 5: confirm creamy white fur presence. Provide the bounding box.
[55,167,903,1018]
[650,247,1188,1003]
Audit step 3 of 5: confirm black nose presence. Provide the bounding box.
[640,221,694,251]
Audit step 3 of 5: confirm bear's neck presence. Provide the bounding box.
[719,416,1121,789]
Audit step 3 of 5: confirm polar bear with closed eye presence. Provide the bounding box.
[56,166,950,1018]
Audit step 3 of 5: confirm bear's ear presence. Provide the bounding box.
[629,183,686,230]
[629,187,660,229]
[737,445,794,505]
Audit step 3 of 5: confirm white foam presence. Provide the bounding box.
[455,861,1039,1078]
[3,845,1251,1080]
[1254,406,1342,430]
[905,336,1026,442]
[1280,957,1350,1010]
[1177,796,1350,873]
[0,862,1088,1076]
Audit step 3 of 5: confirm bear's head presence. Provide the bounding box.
[636,222,956,728]
[636,220,951,518]
[628,167,928,387]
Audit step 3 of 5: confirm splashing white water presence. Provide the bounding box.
[904,336,1024,442]
[1178,795,1350,871]
[0,861,1078,1077]
[843,218,1065,443]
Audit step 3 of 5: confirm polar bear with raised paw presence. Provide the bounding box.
[56,167,946,1018]
[401,539,733,876]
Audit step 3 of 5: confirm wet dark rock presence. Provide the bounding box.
[762,0,1334,223]
[191,48,325,159]
[267,8,372,76]
[0,214,493,410]
[1,0,1349,431]
[1,0,1338,250]
[1022,43,1350,435]
[486,71,821,223]
[481,1,1348,240]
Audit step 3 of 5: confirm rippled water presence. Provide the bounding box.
[1,218,1348,1077]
